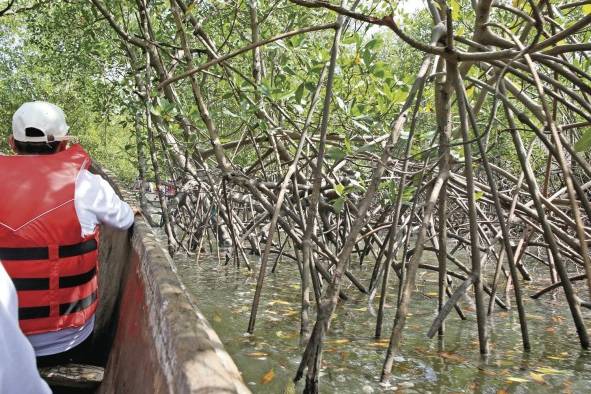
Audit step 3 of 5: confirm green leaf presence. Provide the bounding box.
[150,106,161,116]
[335,183,345,196]
[344,136,352,154]
[402,186,417,204]
[365,37,383,50]
[386,180,397,203]
[584,4,591,15]
[327,147,346,161]
[350,103,363,117]
[295,83,305,103]
[304,81,316,92]
[451,0,460,20]
[271,88,294,101]
[310,63,325,73]
[332,197,345,213]
[259,82,272,97]
[342,32,362,49]
[283,65,297,76]
[341,33,358,45]
[160,98,174,113]
[474,191,484,201]
[371,62,387,78]
[345,180,366,193]
[392,89,408,104]
[288,34,304,48]
[575,129,591,152]
[362,49,373,66]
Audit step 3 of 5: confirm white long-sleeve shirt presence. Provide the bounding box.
[28,169,134,356]
[0,262,52,394]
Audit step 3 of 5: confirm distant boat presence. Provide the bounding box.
[134,180,177,198]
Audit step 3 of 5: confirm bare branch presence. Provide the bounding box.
[157,22,338,89]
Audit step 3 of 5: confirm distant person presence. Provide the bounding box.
[0,101,135,364]
[0,260,51,393]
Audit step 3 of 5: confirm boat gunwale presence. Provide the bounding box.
[96,167,250,394]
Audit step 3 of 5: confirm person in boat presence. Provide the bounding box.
[0,101,135,365]
[0,260,51,393]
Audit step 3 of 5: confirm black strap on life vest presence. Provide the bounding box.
[12,267,97,291]
[18,291,98,320]
[0,239,97,261]
[2,239,98,292]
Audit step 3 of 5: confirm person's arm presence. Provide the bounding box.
[75,170,135,236]
[0,263,52,394]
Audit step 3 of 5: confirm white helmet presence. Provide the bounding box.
[12,101,70,143]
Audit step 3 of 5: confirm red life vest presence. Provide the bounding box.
[0,144,99,335]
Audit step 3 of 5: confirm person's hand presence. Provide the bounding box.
[131,206,143,216]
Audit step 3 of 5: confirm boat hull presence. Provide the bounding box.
[89,170,250,394]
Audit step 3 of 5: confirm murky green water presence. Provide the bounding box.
[174,251,591,393]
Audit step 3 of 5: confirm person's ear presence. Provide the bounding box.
[8,136,16,152]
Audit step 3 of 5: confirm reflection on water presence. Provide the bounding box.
[174,251,591,393]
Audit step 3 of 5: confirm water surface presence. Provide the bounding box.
[175,251,591,393]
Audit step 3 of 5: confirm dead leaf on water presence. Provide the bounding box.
[530,372,546,384]
[325,338,350,345]
[267,300,291,306]
[535,367,572,376]
[275,331,297,339]
[283,380,297,394]
[439,352,465,363]
[551,315,565,323]
[231,305,249,314]
[213,312,222,323]
[477,368,497,377]
[497,359,515,367]
[281,310,298,317]
[506,376,530,383]
[261,369,275,384]
[563,379,573,394]
[369,339,390,348]
[547,355,567,360]
[245,352,269,358]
